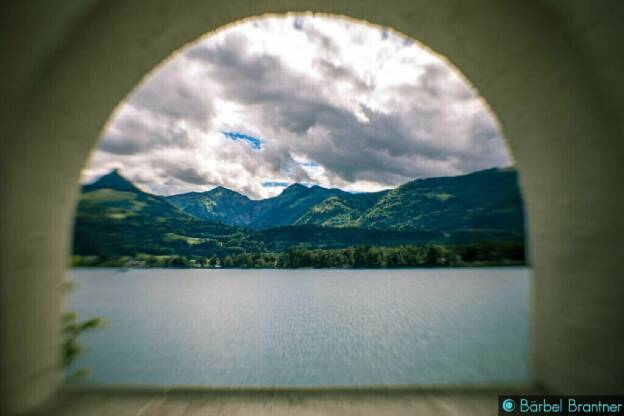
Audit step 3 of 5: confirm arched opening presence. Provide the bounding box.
[68,14,529,388]
[2,1,623,414]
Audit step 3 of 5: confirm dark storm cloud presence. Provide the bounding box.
[99,136,145,155]
[167,167,211,185]
[97,54,214,157]
[127,60,215,127]
[98,105,193,155]
[185,32,506,186]
[152,159,216,186]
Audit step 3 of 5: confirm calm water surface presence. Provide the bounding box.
[67,268,530,386]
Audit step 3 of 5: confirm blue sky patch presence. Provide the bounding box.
[281,159,320,175]
[300,161,320,168]
[220,131,263,150]
[262,181,290,188]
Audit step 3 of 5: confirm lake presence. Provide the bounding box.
[67,268,530,387]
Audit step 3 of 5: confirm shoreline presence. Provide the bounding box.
[70,263,528,271]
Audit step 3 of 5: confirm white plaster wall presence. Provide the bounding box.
[1,1,622,414]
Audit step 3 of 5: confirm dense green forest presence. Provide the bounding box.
[72,241,525,269]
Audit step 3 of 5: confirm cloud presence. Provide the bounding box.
[127,61,215,127]
[98,104,193,155]
[85,15,511,199]
[166,166,214,186]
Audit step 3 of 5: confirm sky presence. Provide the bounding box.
[82,15,512,199]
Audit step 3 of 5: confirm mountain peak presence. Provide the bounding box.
[210,185,232,192]
[282,183,309,193]
[85,169,140,193]
[208,185,240,195]
[205,186,251,201]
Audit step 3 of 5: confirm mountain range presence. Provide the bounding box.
[72,167,525,257]
[166,167,524,235]
[166,183,373,229]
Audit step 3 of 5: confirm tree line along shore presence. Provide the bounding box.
[71,241,525,269]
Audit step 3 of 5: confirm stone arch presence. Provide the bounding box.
[2,1,622,414]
